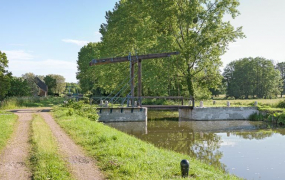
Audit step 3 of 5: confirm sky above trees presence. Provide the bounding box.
[0,0,284,82]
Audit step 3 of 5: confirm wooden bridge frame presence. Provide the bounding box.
[89,52,181,107]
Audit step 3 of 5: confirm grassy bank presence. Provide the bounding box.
[0,111,17,152]
[202,98,283,107]
[52,106,241,180]
[30,114,72,180]
[0,96,65,110]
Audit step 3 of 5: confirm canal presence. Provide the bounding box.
[106,111,285,180]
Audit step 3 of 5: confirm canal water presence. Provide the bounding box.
[106,112,285,180]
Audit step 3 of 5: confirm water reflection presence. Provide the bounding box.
[107,121,269,170]
[106,120,284,179]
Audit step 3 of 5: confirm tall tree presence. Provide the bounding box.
[22,72,38,96]
[0,51,11,100]
[276,62,285,97]
[7,77,30,97]
[224,57,282,99]
[98,0,244,99]
[44,74,66,94]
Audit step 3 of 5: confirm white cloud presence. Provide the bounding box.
[62,39,89,46]
[3,50,34,60]
[94,31,101,35]
[8,59,78,82]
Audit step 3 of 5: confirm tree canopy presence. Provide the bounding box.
[77,0,244,99]
[0,51,11,100]
[223,57,282,99]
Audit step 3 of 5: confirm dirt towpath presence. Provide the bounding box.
[0,109,35,180]
[39,112,104,180]
[0,108,104,180]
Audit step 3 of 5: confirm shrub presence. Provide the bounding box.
[62,100,99,121]
[276,100,285,108]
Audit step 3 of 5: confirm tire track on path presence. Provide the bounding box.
[0,109,34,180]
[39,112,104,180]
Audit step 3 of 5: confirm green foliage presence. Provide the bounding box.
[44,74,66,95]
[52,108,241,180]
[224,57,282,99]
[277,100,285,108]
[0,96,65,110]
[0,111,17,152]
[62,100,99,121]
[30,114,72,180]
[276,62,285,97]
[0,51,12,100]
[7,76,30,97]
[22,72,39,96]
[78,0,244,99]
[249,113,265,121]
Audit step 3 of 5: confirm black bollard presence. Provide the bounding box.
[180,159,189,178]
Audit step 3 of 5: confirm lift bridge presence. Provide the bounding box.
[89,52,194,110]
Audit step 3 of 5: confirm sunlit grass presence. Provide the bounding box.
[52,107,241,180]
[30,114,72,180]
[202,98,284,107]
[0,111,17,152]
[0,96,65,110]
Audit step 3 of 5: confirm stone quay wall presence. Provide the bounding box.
[98,107,147,122]
[179,107,259,120]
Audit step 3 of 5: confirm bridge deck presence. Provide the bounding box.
[142,105,193,110]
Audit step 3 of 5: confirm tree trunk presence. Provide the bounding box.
[186,66,195,106]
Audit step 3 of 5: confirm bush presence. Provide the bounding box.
[62,100,99,121]
[249,113,265,121]
[277,100,285,108]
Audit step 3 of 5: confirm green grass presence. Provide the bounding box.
[30,114,72,180]
[0,96,65,110]
[0,111,17,152]
[202,98,284,107]
[52,107,241,180]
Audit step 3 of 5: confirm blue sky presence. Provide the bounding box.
[1,0,285,82]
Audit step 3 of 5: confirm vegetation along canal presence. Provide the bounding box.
[106,111,285,180]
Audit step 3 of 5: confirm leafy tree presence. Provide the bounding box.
[44,75,56,95]
[64,83,82,94]
[77,43,103,95]
[276,62,285,97]
[97,0,244,99]
[0,51,11,100]
[44,74,66,94]
[224,57,282,99]
[22,72,38,96]
[7,77,30,97]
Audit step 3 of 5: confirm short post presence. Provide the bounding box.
[200,101,203,108]
[100,100,104,107]
[180,159,189,178]
[227,101,230,107]
[188,100,192,106]
[134,101,138,107]
[254,101,258,106]
[105,101,109,107]
[213,100,216,105]
[89,98,93,105]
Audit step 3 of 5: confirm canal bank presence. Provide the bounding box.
[179,107,259,120]
[52,107,241,179]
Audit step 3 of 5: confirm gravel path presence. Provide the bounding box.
[39,112,104,180]
[0,109,34,180]
[0,108,104,180]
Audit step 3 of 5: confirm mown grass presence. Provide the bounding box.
[52,107,241,180]
[30,114,72,180]
[0,111,17,152]
[202,98,283,107]
[0,96,65,110]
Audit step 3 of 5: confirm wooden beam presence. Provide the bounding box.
[138,59,142,106]
[89,52,179,66]
[131,62,135,107]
